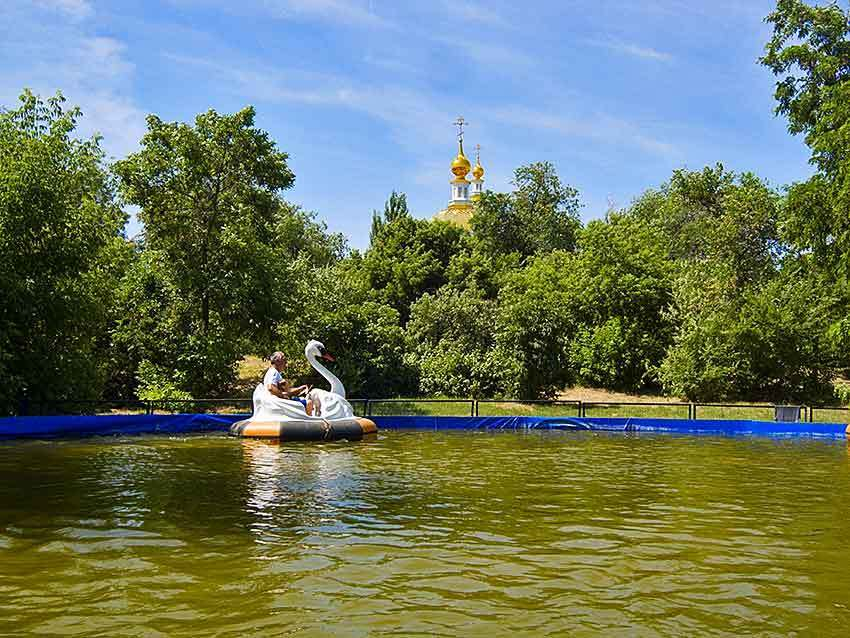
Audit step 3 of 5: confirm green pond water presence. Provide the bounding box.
[1,431,849,637]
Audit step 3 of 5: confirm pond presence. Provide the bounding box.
[1,431,849,636]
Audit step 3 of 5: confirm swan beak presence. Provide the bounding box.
[320,350,336,362]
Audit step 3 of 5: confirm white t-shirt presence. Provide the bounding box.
[263,366,282,390]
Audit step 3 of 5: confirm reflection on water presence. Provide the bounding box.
[1,432,849,636]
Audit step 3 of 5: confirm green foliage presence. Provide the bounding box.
[632,164,782,286]
[275,262,414,398]
[492,213,674,398]
[135,360,193,404]
[8,39,850,410]
[405,287,508,397]
[363,215,465,321]
[660,262,843,402]
[370,191,409,243]
[762,0,850,275]
[0,91,127,409]
[494,252,577,398]
[112,106,340,397]
[471,161,581,259]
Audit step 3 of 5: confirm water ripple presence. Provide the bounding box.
[1,432,850,636]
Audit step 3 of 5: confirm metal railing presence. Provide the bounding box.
[6,397,850,423]
[581,401,692,419]
[476,399,581,417]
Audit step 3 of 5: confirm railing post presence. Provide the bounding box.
[577,401,582,418]
[366,399,372,417]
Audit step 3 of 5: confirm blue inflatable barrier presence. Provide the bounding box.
[0,414,244,439]
[371,416,850,439]
[0,414,846,440]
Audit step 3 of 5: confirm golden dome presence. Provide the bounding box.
[451,152,471,178]
[451,137,471,178]
[472,162,484,180]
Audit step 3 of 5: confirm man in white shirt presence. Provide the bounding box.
[264,352,310,404]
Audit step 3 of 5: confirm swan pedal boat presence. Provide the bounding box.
[230,340,377,442]
[230,414,377,441]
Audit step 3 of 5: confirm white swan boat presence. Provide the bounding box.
[230,340,377,441]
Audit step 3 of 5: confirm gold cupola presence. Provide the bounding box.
[472,144,484,180]
[435,116,477,228]
[451,139,471,180]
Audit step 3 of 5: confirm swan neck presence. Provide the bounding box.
[308,352,346,397]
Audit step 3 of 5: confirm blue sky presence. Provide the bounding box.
[1,0,813,249]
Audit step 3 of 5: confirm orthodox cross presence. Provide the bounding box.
[475,143,481,163]
[453,116,466,143]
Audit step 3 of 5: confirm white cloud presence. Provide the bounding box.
[164,53,452,147]
[0,8,146,160]
[431,35,533,73]
[262,0,393,29]
[77,37,135,79]
[442,0,509,28]
[587,38,673,62]
[33,0,92,20]
[485,106,678,158]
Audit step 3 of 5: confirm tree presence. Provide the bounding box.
[631,164,783,288]
[405,286,508,397]
[659,259,844,402]
[275,260,415,397]
[370,191,410,244]
[0,91,127,410]
[471,161,582,259]
[762,0,850,273]
[494,251,578,398]
[114,107,295,336]
[113,106,337,395]
[565,214,674,391]
[363,215,465,321]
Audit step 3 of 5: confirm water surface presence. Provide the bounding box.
[1,431,849,636]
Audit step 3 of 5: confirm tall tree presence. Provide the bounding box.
[113,106,335,396]
[471,161,582,259]
[0,91,127,410]
[114,107,295,338]
[370,191,410,244]
[762,0,850,272]
[363,215,465,322]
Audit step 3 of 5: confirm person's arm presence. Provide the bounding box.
[279,379,309,399]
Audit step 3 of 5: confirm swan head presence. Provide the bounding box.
[305,339,335,362]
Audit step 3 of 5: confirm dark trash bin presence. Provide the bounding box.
[774,405,802,422]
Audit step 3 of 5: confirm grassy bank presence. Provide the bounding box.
[237,358,849,423]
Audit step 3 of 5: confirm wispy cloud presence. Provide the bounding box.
[431,35,533,72]
[362,53,422,76]
[587,38,673,62]
[164,53,453,145]
[485,106,678,158]
[442,0,509,29]
[77,37,135,79]
[263,0,394,29]
[33,0,92,20]
[0,5,146,159]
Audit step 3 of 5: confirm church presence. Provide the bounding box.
[434,117,485,227]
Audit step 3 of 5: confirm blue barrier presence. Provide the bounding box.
[0,414,846,440]
[370,416,850,439]
[0,414,244,439]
